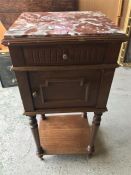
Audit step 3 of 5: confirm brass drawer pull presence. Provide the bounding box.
[63,54,68,60]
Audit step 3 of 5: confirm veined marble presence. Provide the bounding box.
[5,11,124,38]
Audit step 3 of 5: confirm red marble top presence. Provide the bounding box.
[5,11,124,39]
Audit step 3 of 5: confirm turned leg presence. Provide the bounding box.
[29,116,44,160]
[87,112,102,156]
[83,112,87,119]
[41,114,47,120]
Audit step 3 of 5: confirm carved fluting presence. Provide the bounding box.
[23,45,105,66]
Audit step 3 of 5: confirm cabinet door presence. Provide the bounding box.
[29,70,101,109]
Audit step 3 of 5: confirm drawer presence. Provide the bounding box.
[23,44,107,66]
[28,70,101,109]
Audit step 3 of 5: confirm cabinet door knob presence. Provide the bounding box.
[7,65,13,72]
[63,53,68,60]
[11,78,17,84]
[32,91,37,98]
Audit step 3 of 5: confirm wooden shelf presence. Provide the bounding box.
[39,114,91,155]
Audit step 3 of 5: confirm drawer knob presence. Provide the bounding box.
[32,91,37,98]
[63,54,68,60]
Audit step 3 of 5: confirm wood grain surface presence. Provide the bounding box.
[39,114,90,154]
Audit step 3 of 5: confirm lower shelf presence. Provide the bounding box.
[39,114,91,155]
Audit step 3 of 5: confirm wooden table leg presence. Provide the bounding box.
[41,114,47,120]
[83,112,87,119]
[29,115,44,160]
[87,112,102,156]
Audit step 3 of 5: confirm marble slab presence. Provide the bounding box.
[4,11,124,39]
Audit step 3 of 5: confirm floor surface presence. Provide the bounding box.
[0,67,131,175]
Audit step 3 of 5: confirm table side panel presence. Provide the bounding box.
[96,69,115,108]
[104,42,122,64]
[9,46,25,66]
[15,72,34,111]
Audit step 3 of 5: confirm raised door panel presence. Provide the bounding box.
[29,70,101,109]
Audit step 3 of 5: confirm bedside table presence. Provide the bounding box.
[3,11,127,159]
